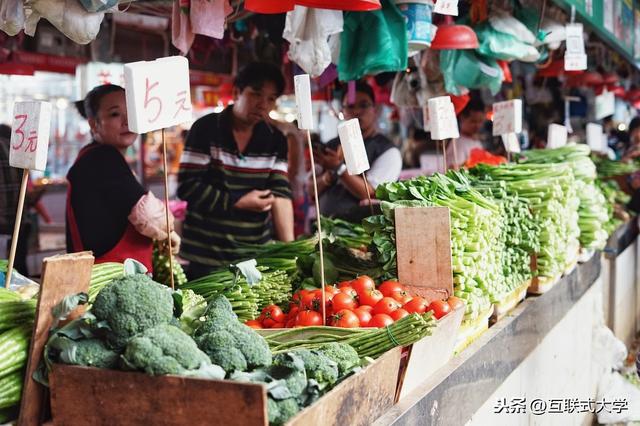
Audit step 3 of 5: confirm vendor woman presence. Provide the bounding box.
[66,84,179,270]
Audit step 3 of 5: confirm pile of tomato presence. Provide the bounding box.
[245,275,464,329]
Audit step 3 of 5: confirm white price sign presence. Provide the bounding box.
[492,99,522,136]
[564,53,587,71]
[294,74,313,131]
[337,119,370,175]
[565,23,585,54]
[586,123,606,153]
[547,123,568,149]
[501,133,521,153]
[433,0,458,16]
[124,56,192,134]
[428,96,459,140]
[9,101,52,171]
[594,90,615,120]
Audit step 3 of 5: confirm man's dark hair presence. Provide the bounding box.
[74,84,125,120]
[341,80,376,104]
[460,94,485,118]
[629,117,640,135]
[0,124,10,140]
[234,62,285,96]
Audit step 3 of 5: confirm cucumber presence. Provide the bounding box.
[0,288,21,303]
[0,300,36,332]
[0,326,31,379]
[0,371,22,409]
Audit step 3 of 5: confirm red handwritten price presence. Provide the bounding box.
[492,100,522,136]
[9,102,51,171]
[433,0,458,16]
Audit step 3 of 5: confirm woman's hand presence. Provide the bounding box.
[234,190,275,212]
[314,146,344,170]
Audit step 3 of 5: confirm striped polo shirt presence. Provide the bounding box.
[177,106,291,267]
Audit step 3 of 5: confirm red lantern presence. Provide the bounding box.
[295,0,381,11]
[430,16,479,50]
[244,0,294,13]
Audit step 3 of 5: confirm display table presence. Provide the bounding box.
[375,252,608,425]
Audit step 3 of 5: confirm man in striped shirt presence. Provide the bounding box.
[178,62,294,279]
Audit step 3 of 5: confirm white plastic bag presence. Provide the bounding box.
[283,5,343,77]
[489,10,536,44]
[25,0,105,45]
[78,0,118,12]
[0,0,25,36]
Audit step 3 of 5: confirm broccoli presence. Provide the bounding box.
[195,296,272,375]
[290,349,338,387]
[122,323,211,375]
[55,337,120,369]
[175,289,207,335]
[268,397,300,425]
[316,342,360,376]
[269,352,307,398]
[92,274,174,348]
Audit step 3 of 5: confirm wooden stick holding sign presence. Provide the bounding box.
[124,56,193,290]
[337,119,374,216]
[295,74,327,324]
[428,96,459,173]
[492,99,523,160]
[6,101,52,288]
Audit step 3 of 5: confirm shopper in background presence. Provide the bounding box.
[312,81,402,221]
[447,95,486,168]
[622,117,640,162]
[178,62,294,280]
[67,84,179,271]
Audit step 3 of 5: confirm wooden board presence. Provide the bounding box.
[287,347,401,426]
[396,306,464,401]
[395,207,453,303]
[19,252,94,426]
[528,274,560,295]
[49,365,267,426]
[490,281,529,324]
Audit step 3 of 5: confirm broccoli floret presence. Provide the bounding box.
[56,337,119,369]
[195,296,271,375]
[269,397,300,425]
[122,324,211,375]
[292,349,338,386]
[92,274,174,348]
[270,353,307,398]
[176,289,207,335]
[316,342,360,376]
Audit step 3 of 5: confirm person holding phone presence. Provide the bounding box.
[178,62,294,279]
[67,84,179,271]
[311,81,402,220]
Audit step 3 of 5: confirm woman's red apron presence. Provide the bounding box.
[66,144,153,270]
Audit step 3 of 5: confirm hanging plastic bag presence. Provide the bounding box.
[390,51,444,107]
[25,0,106,45]
[78,0,118,12]
[338,0,407,82]
[0,0,25,36]
[475,21,540,62]
[440,49,503,95]
[283,6,343,77]
[489,10,536,44]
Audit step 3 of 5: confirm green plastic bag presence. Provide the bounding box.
[440,49,503,95]
[475,21,539,62]
[338,0,408,82]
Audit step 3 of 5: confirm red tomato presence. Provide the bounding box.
[287,306,300,320]
[296,310,323,326]
[373,297,401,316]
[261,305,285,323]
[351,275,375,295]
[337,280,353,289]
[358,288,384,307]
[244,320,262,329]
[369,314,394,328]
[428,300,452,319]
[390,309,409,321]
[391,291,412,305]
[300,291,321,311]
[338,286,358,300]
[378,280,405,297]
[447,296,465,311]
[285,319,296,328]
[332,292,358,311]
[357,304,374,313]
[262,318,277,328]
[353,307,373,327]
[403,296,429,314]
[331,309,360,328]
[325,285,340,296]
[272,322,285,328]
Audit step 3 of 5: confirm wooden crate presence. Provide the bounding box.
[395,306,464,401]
[528,274,560,295]
[453,305,493,354]
[490,280,530,324]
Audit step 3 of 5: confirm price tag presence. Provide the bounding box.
[337,119,370,175]
[586,123,606,153]
[501,133,521,153]
[9,101,52,171]
[123,56,192,134]
[595,90,615,120]
[564,53,587,71]
[565,23,585,54]
[294,74,313,131]
[492,99,522,136]
[547,123,568,149]
[428,96,459,140]
[433,0,458,16]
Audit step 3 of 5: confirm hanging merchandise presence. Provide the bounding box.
[245,0,294,14]
[394,0,436,55]
[338,0,408,82]
[390,54,445,108]
[429,16,478,50]
[296,0,381,11]
[25,0,106,45]
[172,0,232,54]
[78,0,118,12]
[0,0,24,36]
[283,6,343,77]
[474,13,540,62]
[440,49,503,95]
